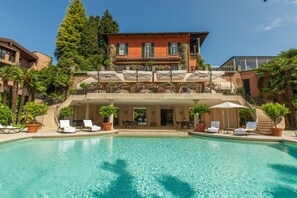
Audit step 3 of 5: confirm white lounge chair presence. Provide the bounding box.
[207,121,220,133]
[234,122,258,135]
[83,120,101,132]
[57,120,76,133]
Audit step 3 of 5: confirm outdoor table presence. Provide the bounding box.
[0,126,21,134]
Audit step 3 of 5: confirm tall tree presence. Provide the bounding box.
[98,10,119,60]
[55,0,87,62]
[257,49,297,129]
[6,64,22,124]
[80,15,103,71]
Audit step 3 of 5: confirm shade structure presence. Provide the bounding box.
[186,70,225,82]
[212,77,234,90]
[156,70,187,82]
[123,70,152,82]
[87,71,123,82]
[210,102,247,128]
[76,77,97,90]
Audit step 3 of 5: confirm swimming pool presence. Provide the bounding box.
[0,137,296,197]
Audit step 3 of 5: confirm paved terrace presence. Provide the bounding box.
[0,128,296,144]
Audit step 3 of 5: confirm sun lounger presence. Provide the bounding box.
[234,128,248,135]
[57,120,76,133]
[245,122,259,134]
[207,121,220,133]
[83,120,101,132]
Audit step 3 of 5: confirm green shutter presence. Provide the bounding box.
[142,43,145,58]
[177,42,181,56]
[151,43,154,57]
[125,43,128,55]
[116,43,119,55]
[168,42,171,55]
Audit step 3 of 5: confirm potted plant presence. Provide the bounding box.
[239,108,255,128]
[261,102,289,136]
[190,104,210,132]
[22,102,48,133]
[59,106,74,120]
[99,105,118,131]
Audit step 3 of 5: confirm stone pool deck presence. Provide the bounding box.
[0,128,296,145]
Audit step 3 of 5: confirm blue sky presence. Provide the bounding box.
[1,0,297,66]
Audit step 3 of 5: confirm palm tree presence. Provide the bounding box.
[17,69,39,124]
[6,64,22,124]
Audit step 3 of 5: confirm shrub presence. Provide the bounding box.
[0,104,12,125]
[59,107,74,120]
[239,108,255,126]
[190,104,210,123]
[261,103,289,128]
[22,102,48,124]
[99,105,118,123]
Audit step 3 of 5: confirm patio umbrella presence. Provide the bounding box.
[209,102,247,128]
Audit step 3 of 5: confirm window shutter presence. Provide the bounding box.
[116,43,119,55]
[151,43,154,57]
[142,43,145,58]
[177,42,181,55]
[125,43,128,55]
[168,42,171,55]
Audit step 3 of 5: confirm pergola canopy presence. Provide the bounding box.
[186,71,225,82]
[123,70,152,82]
[87,71,124,82]
[155,70,187,82]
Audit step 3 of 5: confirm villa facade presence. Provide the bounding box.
[66,32,249,129]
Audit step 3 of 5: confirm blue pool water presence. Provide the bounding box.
[0,137,297,197]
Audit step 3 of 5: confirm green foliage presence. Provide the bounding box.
[239,108,255,126]
[257,48,297,128]
[55,0,87,60]
[0,104,12,125]
[48,92,65,104]
[99,105,118,122]
[22,102,48,124]
[236,86,245,94]
[79,82,91,90]
[145,61,154,71]
[59,107,74,119]
[262,103,289,128]
[196,54,205,70]
[181,44,188,69]
[190,104,210,121]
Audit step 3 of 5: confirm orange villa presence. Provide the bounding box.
[106,32,208,70]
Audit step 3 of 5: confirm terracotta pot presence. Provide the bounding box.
[26,123,41,133]
[103,122,112,131]
[196,124,206,132]
[271,128,283,137]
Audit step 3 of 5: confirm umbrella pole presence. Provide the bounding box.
[227,108,230,128]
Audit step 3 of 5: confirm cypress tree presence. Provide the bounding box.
[80,16,100,57]
[55,0,87,61]
[98,10,119,60]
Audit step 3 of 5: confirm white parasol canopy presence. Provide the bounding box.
[210,102,247,128]
[87,71,123,82]
[186,70,225,82]
[156,70,187,82]
[123,70,152,82]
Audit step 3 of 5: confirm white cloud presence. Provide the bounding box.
[257,18,282,31]
[257,15,297,31]
[273,0,297,5]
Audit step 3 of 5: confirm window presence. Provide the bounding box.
[170,43,177,55]
[145,43,151,57]
[119,44,126,55]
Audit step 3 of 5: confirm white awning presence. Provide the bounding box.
[87,71,123,82]
[155,70,187,82]
[212,77,234,90]
[123,70,152,82]
[186,70,225,82]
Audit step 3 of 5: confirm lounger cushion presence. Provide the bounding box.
[208,127,219,133]
[234,128,247,135]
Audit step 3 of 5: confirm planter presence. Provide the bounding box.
[26,123,41,133]
[103,122,112,131]
[270,127,283,137]
[196,124,206,132]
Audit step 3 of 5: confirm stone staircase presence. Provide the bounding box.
[36,104,59,131]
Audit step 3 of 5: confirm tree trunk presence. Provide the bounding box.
[17,84,27,125]
[11,81,19,124]
[284,70,296,129]
[28,88,34,103]
[2,80,8,106]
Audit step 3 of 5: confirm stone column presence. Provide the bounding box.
[109,100,114,130]
[85,104,90,119]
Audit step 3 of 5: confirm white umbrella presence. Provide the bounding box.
[210,102,247,128]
